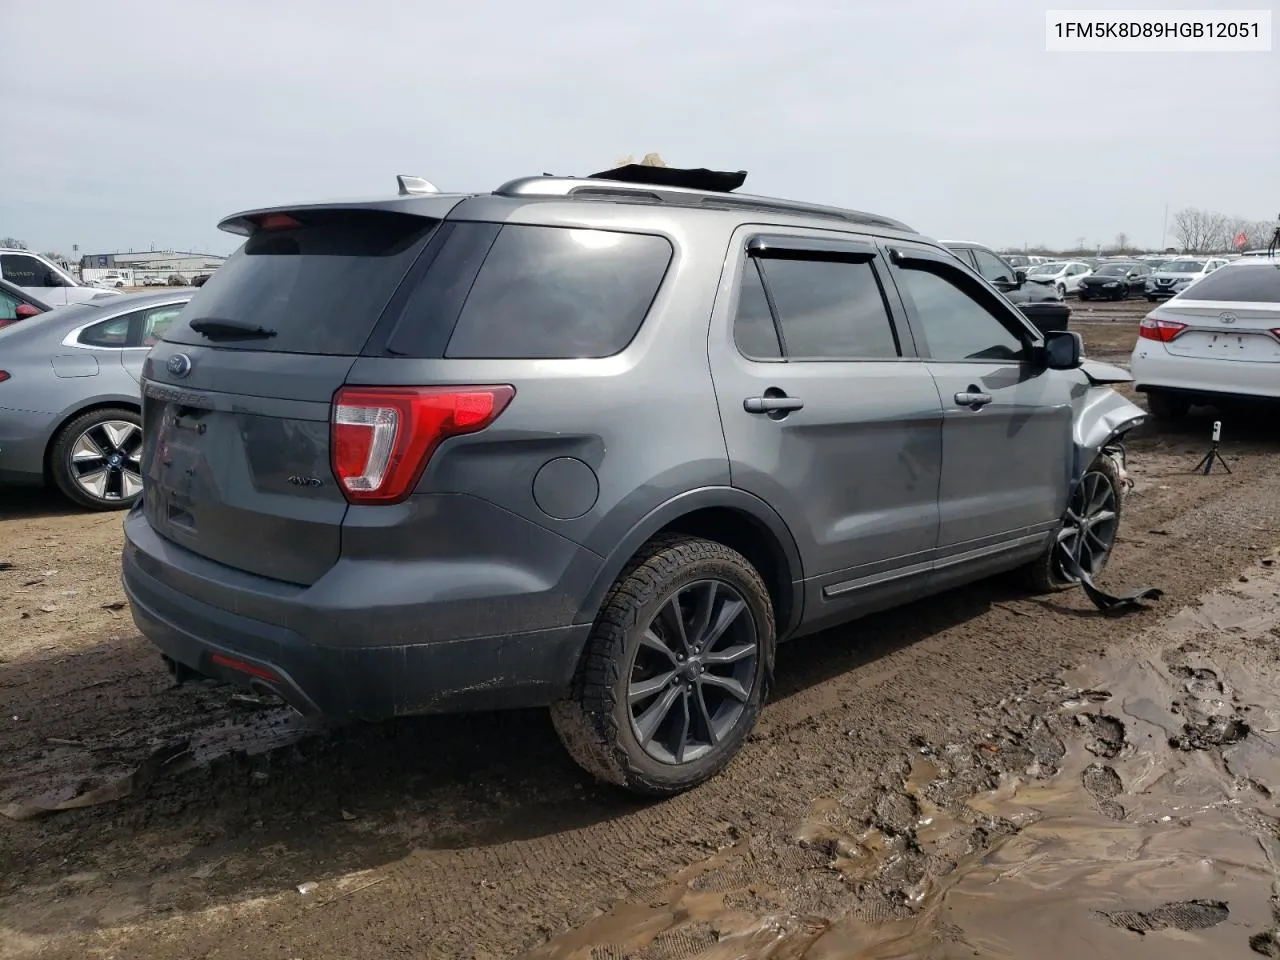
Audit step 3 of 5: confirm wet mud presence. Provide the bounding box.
[524,552,1280,959]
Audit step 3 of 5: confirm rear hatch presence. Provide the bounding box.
[140,205,450,585]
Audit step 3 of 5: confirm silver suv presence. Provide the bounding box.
[122,166,1145,795]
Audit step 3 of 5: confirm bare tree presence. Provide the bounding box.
[1171,208,1221,253]
[0,236,27,250]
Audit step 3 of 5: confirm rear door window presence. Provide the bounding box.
[1,254,49,287]
[754,257,900,360]
[163,210,438,355]
[442,225,672,359]
[79,314,134,348]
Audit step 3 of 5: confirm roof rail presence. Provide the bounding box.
[492,176,914,233]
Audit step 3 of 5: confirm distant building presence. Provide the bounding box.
[80,250,227,284]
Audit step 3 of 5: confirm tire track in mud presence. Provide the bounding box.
[8,442,1280,960]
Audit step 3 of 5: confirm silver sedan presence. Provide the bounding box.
[0,291,191,509]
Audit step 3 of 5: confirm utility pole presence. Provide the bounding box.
[1161,202,1169,250]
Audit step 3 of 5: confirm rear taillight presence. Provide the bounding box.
[1138,317,1188,342]
[0,371,9,382]
[331,385,515,504]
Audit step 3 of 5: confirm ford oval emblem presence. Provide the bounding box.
[166,353,193,378]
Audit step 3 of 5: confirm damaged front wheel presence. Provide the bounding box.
[1024,455,1122,593]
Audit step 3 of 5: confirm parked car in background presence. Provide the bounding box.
[93,273,129,288]
[190,273,212,287]
[1077,261,1151,300]
[1025,260,1093,298]
[1144,257,1229,301]
[0,249,121,305]
[142,276,169,286]
[167,275,188,286]
[943,240,1071,333]
[0,278,52,329]
[1003,254,1032,268]
[1132,255,1280,418]
[0,291,191,509]
[120,169,1144,796]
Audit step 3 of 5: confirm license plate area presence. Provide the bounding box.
[1170,331,1280,362]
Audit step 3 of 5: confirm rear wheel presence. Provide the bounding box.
[1145,389,1190,421]
[49,407,144,510]
[1025,456,1122,593]
[551,535,775,796]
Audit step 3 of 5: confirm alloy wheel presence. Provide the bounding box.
[627,579,759,765]
[69,420,143,502]
[1054,470,1118,581]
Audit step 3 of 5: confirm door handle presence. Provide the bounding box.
[954,390,992,409]
[744,395,804,414]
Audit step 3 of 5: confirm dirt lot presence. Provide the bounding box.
[4,301,1280,959]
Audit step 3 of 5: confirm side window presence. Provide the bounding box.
[972,249,1013,284]
[444,225,673,359]
[733,259,781,359]
[1,254,49,287]
[754,256,899,360]
[139,305,184,346]
[897,266,1028,363]
[0,290,19,321]
[78,312,136,348]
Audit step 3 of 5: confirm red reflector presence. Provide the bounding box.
[1138,317,1188,343]
[257,213,302,231]
[0,370,9,382]
[211,653,280,683]
[330,385,515,504]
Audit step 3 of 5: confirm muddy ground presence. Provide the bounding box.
[3,300,1280,959]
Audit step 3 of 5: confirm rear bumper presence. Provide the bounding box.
[122,507,594,720]
[1131,347,1280,401]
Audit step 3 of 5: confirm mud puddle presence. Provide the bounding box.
[524,553,1280,959]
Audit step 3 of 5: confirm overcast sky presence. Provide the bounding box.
[2,0,1275,256]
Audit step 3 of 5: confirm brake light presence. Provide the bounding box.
[256,213,302,231]
[0,370,9,382]
[1138,317,1188,342]
[331,385,515,504]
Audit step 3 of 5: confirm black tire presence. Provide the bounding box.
[1145,389,1190,421]
[1024,454,1122,593]
[551,535,775,797]
[49,407,144,511]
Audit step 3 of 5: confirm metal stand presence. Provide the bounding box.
[1192,420,1231,475]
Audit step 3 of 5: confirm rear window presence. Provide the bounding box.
[1176,263,1280,302]
[163,210,437,354]
[383,223,673,360]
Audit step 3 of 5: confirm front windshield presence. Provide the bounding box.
[1095,264,1130,276]
[1163,260,1206,274]
[1029,262,1062,274]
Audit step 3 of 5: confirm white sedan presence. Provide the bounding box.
[1024,260,1093,298]
[1131,255,1280,418]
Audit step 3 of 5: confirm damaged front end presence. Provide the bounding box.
[1072,359,1146,495]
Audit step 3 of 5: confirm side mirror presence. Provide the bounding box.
[1014,269,1027,285]
[1040,330,1083,370]
[14,303,42,319]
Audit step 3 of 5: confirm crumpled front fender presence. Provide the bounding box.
[1071,380,1146,483]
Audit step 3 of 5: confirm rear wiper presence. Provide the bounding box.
[188,317,277,340]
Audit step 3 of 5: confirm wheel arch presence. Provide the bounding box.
[41,396,141,481]
[574,487,805,640]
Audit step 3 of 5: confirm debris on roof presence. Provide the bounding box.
[588,158,747,194]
